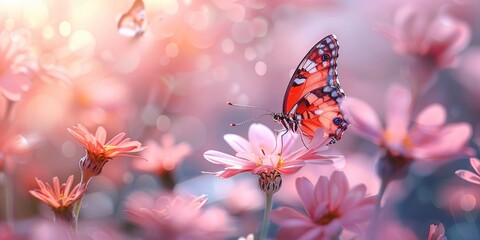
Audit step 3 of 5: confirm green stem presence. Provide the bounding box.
[73,172,93,230]
[259,192,273,240]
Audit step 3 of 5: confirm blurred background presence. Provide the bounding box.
[0,0,480,239]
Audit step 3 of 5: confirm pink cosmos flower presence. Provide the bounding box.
[270,171,375,240]
[455,157,480,185]
[68,123,146,179]
[124,192,234,240]
[377,3,471,68]
[204,123,342,178]
[343,84,473,179]
[133,134,192,174]
[29,175,86,223]
[428,223,445,240]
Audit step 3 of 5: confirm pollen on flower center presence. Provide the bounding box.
[105,145,117,151]
[317,210,340,225]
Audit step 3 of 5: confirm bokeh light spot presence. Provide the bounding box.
[165,42,179,58]
[59,21,72,37]
[61,141,76,158]
[255,61,267,76]
[221,38,235,54]
[23,0,49,28]
[460,193,476,212]
[244,47,257,61]
[68,30,96,56]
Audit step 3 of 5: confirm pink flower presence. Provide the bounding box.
[343,84,473,179]
[124,192,234,240]
[428,223,445,240]
[29,175,86,223]
[270,171,375,240]
[68,123,146,178]
[204,123,342,178]
[377,3,471,68]
[0,29,32,101]
[455,158,480,185]
[133,134,192,174]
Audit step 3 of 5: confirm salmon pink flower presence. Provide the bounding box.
[428,223,445,240]
[68,123,146,180]
[343,84,473,181]
[29,175,86,223]
[204,123,342,179]
[124,192,234,240]
[132,134,191,189]
[271,171,376,240]
[455,158,480,185]
[133,134,191,174]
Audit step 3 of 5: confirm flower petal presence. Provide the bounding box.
[385,84,411,143]
[414,104,446,127]
[224,134,251,153]
[455,170,480,185]
[248,123,276,156]
[342,97,383,143]
[295,177,315,216]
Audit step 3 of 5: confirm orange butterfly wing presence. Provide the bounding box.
[282,34,348,142]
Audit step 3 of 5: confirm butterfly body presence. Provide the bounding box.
[276,34,349,143]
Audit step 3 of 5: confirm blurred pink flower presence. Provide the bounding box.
[377,3,471,68]
[29,175,86,223]
[133,134,192,174]
[0,29,32,101]
[271,171,375,240]
[343,84,473,179]
[428,223,445,240]
[0,29,70,102]
[124,192,234,240]
[455,157,480,185]
[203,123,342,178]
[68,123,146,179]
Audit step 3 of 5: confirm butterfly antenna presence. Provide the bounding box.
[229,113,273,127]
[227,102,275,114]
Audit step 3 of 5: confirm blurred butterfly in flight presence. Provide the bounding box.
[117,0,146,37]
[229,34,349,144]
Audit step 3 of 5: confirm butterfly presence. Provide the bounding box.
[117,0,146,37]
[229,34,349,144]
[274,34,349,144]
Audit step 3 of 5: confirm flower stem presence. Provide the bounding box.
[375,179,389,216]
[4,156,14,229]
[73,172,93,230]
[159,170,175,190]
[259,192,273,240]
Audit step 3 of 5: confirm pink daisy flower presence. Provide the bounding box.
[343,84,473,179]
[29,175,86,223]
[270,171,375,240]
[455,157,480,185]
[124,192,234,240]
[204,123,342,178]
[377,3,470,68]
[68,123,146,180]
[204,123,342,193]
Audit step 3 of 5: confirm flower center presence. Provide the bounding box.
[317,210,340,225]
